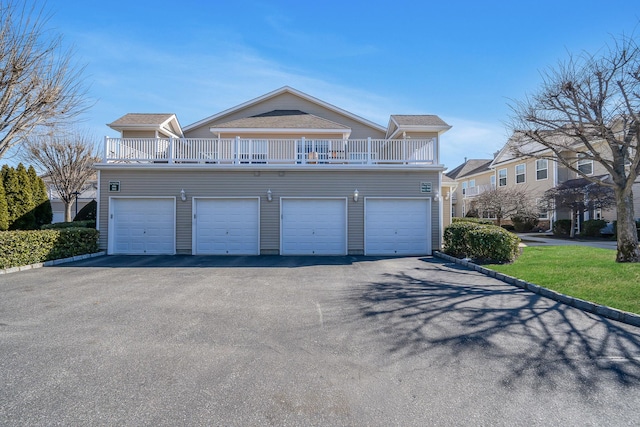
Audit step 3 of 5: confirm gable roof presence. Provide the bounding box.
[184,86,387,134]
[445,159,493,180]
[211,110,350,132]
[108,113,183,138]
[386,114,451,139]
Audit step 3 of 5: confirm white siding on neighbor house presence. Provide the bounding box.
[97,168,441,255]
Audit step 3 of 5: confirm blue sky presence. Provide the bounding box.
[12,0,639,169]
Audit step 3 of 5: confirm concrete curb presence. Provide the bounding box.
[434,251,640,328]
[0,252,107,275]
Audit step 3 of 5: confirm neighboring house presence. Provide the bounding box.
[445,158,494,219]
[42,174,97,223]
[448,131,640,232]
[95,86,451,256]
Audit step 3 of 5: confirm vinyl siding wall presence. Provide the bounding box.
[97,168,441,254]
[185,92,386,139]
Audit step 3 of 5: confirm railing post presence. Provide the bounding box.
[433,137,438,164]
[103,136,109,162]
[234,136,240,164]
[403,138,407,164]
[168,137,174,164]
[301,137,306,164]
[367,137,372,165]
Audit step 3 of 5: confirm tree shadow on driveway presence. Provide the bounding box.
[350,258,640,396]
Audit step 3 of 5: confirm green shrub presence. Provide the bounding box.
[41,220,96,230]
[452,217,494,225]
[553,219,572,236]
[443,222,520,263]
[511,215,539,233]
[0,228,99,269]
[582,219,607,237]
[73,200,97,221]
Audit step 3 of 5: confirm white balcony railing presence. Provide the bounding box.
[464,184,494,198]
[103,137,438,166]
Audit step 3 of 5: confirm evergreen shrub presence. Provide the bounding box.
[553,219,572,236]
[443,222,520,263]
[0,228,99,269]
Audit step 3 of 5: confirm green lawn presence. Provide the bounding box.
[486,246,640,315]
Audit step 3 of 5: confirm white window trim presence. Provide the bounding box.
[577,158,594,176]
[536,159,548,181]
[536,198,549,220]
[515,163,526,184]
[498,168,507,187]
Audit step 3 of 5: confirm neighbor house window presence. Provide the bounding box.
[577,157,593,175]
[515,164,525,184]
[490,175,496,188]
[536,198,548,220]
[462,181,467,195]
[536,159,548,180]
[469,179,475,188]
[498,169,507,186]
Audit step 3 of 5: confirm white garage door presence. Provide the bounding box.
[281,198,346,255]
[193,198,259,255]
[365,198,431,256]
[110,198,175,255]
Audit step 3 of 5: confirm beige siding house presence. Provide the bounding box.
[95,86,451,256]
[448,131,640,231]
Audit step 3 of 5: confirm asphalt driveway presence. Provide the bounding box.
[1,255,640,426]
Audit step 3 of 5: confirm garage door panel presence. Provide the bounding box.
[110,198,175,255]
[365,199,430,256]
[281,199,346,255]
[194,198,259,255]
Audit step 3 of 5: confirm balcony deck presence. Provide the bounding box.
[102,137,438,166]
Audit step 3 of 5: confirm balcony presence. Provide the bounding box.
[464,184,494,198]
[102,137,438,166]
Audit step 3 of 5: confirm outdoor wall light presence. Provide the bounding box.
[180,188,186,202]
[267,189,273,202]
[353,189,359,202]
[445,191,450,200]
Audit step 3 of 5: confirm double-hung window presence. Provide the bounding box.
[577,156,593,175]
[462,181,468,195]
[536,198,548,219]
[536,159,548,180]
[515,164,525,184]
[498,169,507,187]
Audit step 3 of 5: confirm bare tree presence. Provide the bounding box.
[472,187,536,226]
[509,33,640,262]
[541,177,616,238]
[0,1,88,159]
[23,129,99,222]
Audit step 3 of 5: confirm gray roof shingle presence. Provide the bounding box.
[391,115,450,127]
[109,113,175,127]
[211,110,350,130]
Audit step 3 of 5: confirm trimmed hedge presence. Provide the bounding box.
[0,228,99,269]
[553,219,572,236]
[41,220,96,230]
[443,222,520,263]
[582,219,607,237]
[452,217,494,225]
